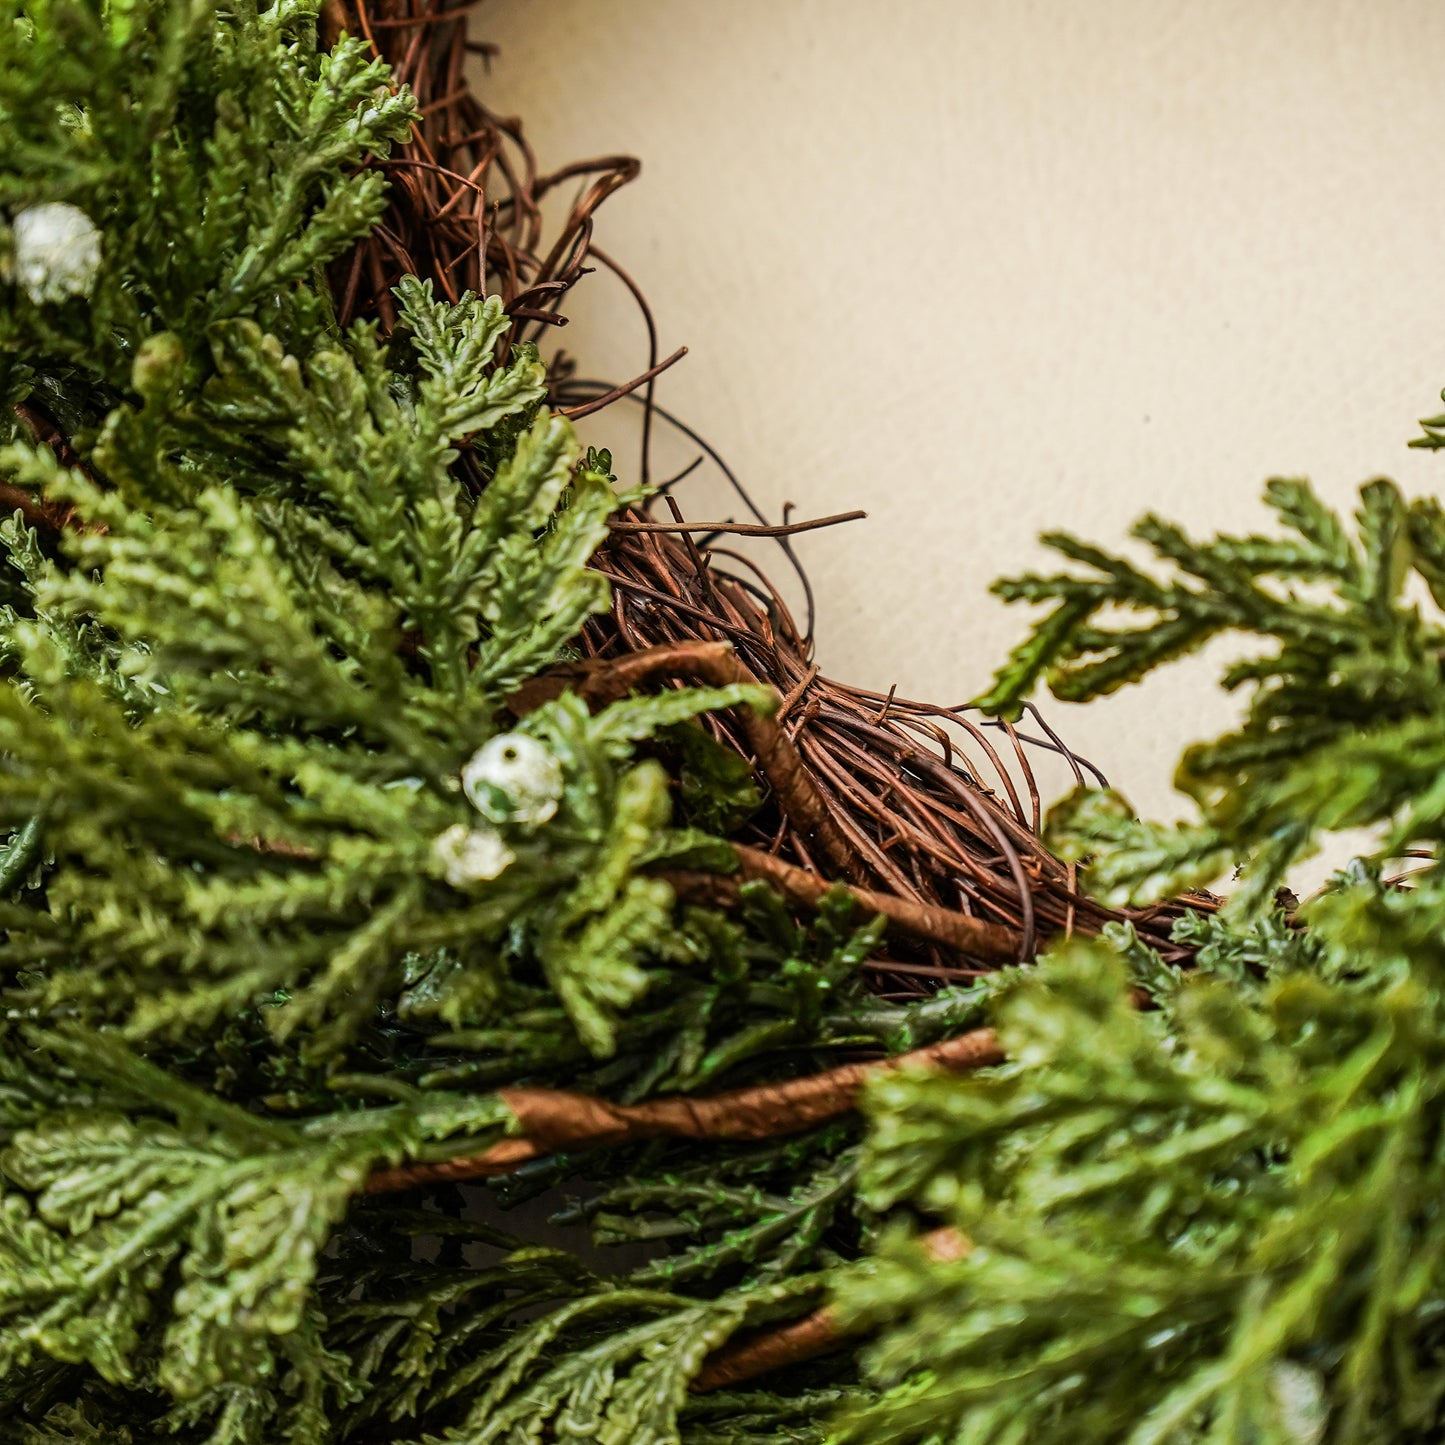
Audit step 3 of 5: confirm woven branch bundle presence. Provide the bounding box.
[331,0,1208,993]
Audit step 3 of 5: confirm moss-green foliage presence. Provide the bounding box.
[0,0,777,1064]
[0,4,962,1440]
[0,1027,512,1407]
[0,0,414,377]
[975,476,1445,913]
[329,1252,827,1445]
[0,882,915,1441]
[838,477,1445,1442]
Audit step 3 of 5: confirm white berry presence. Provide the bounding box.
[11,202,102,304]
[460,733,563,825]
[432,823,515,888]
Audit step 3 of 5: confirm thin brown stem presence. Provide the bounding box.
[662,845,1022,963]
[608,509,867,539]
[558,345,688,420]
[690,1227,971,1393]
[365,1030,1001,1193]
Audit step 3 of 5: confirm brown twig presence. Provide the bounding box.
[512,640,864,884]
[660,847,1022,963]
[7,402,92,536]
[608,509,868,538]
[692,1307,844,1393]
[0,479,65,539]
[365,1028,1002,1193]
[559,346,689,420]
[690,1226,971,1393]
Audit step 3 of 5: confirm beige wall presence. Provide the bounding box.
[476,0,1445,883]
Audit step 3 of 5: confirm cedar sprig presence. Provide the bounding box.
[979,477,1445,913]
[838,471,1445,1442]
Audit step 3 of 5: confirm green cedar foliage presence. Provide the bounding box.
[0,3,977,1441]
[0,0,774,1062]
[973,476,1445,913]
[837,476,1445,1441]
[26,1,1445,1441]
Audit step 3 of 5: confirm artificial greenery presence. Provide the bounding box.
[0,1,918,1438]
[836,473,1445,1442]
[7,2,1445,1442]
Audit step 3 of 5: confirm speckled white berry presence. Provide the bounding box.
[432,823,515,887]
[461,733,563,825]
[11,202,102,304]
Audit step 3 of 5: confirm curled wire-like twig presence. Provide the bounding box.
[326,0,642,343]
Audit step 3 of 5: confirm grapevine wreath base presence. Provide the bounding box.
[0,0,1287,1437]
[317,0,1214,1393]
[11,3,1445,1439]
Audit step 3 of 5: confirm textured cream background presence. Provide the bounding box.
[475,0,1445,883]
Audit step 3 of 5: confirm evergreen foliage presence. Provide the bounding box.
[6,2,1445,1442]
[0,0,775,1070]
[836,477,1445,1441]
[0,2,949,1439]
